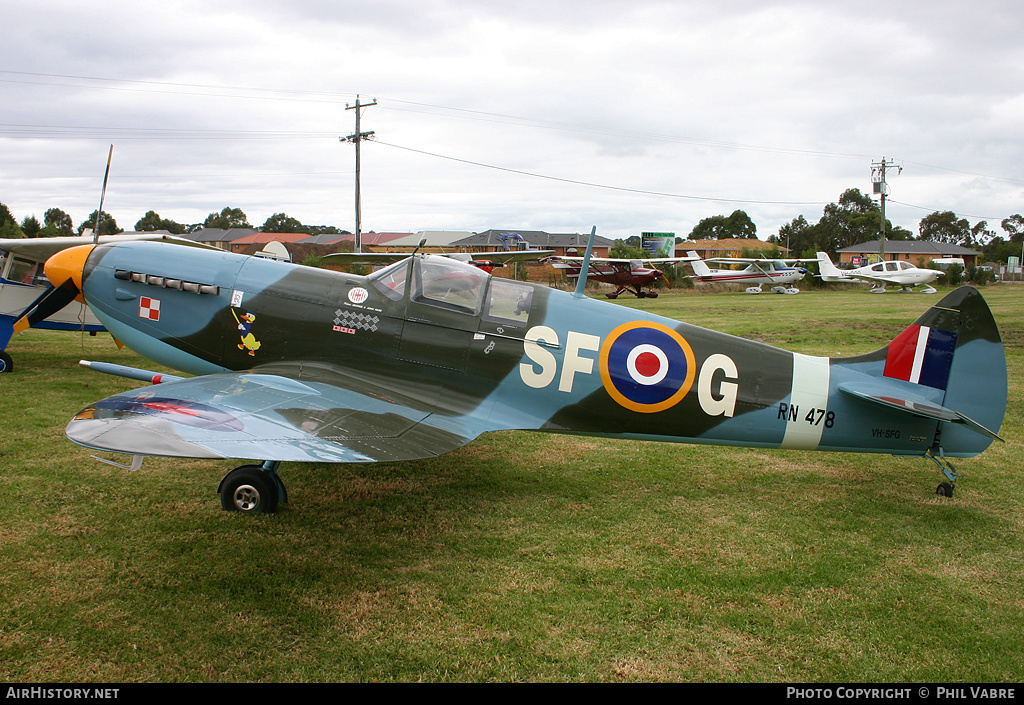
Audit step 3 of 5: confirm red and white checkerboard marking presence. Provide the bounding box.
[139,296,161,321]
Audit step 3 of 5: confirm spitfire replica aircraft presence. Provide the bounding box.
[25,228,1006,513]
[685,251,818,294]
[543,254,699,298]
[816,252,942,293]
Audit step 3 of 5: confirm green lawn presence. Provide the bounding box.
[1,284,1021,682]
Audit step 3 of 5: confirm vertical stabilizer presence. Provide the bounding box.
[686,251,713,277]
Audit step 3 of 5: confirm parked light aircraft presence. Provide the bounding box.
[325,246,553,274]
[543,254,698,298]
[26,230,1005,512]
[1,236,105,372]
[0,234,214,373]
[817,252,941,293]
[686,251,818,294]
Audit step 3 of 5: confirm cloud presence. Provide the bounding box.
[2,0,1022,239]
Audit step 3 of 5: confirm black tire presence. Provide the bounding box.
[219,465,279,513]
[936,482,955,498]
[0,350,12,373]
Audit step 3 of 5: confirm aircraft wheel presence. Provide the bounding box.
[219,465,279,513]
[0,350,12,373]
[605,293,618,299]
[647,291,659,298]
[936,482,955,498]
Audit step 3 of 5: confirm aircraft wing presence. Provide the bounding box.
[544,255,699,265]
[840,271,896,285]
[321,252,412,266]
[0,233,216,261]
[447,249,553,263]
[324,250,553,266]
[703,257,816,268]
[65,364,490,463]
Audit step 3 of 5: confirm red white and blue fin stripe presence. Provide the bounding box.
[883,324,957,390]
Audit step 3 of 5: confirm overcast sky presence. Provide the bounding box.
[2,0,1022,240]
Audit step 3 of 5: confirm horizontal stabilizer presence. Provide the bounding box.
[837,383,1004,442]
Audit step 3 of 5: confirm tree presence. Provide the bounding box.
[262,212,305,233]
[689,210,757,239]
[43,208,75,236]
[0,203,22,239]
[610,238,647,259]
[77,210,122,236]
[1001,214,1024,242]
[135,210,186,234]
[919,211,972,246]
[203,207,250,229]
[773,214,816,256]
[810,188,894,253]
[20,215,41,238]
[0,202,16,228]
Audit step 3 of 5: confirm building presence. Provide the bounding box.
[183,227,259,250]
[836,240,980,268]
[454,230,614,257]
[228,231,311,254]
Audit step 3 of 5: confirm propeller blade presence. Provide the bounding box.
[12,279,81,334]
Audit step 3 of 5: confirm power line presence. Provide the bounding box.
[375,140,827,208]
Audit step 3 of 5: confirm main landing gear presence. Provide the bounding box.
[218,461,288,513]
[605,287,658,299]
[927,449,960,498]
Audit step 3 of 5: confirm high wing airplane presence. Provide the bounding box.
[0,234,215,372]
[27,231,1005,513]
[816,252,941,293]
[686,251,818,294]
[543,255,698,298]
[1,236,106,372]
[325,247,553,274]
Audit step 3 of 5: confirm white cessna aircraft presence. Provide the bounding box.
[686,251,817,294]
[816,252,941,293]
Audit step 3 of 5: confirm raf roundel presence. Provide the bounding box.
[599,321,696,413]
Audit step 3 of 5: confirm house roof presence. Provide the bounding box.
[185,227,258,243]
[230,232,311,245]
[455,230,614,249]
[837,239,979,255]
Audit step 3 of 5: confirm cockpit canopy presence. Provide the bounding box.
[368,254,533,324]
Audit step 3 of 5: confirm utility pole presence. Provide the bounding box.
[871,157,901,262]
[342,95,376,253]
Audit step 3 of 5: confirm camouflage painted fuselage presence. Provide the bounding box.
[70,240,1005,463]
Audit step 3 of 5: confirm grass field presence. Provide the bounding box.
[1,284,1021,682]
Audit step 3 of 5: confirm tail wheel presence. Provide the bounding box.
[936,482,955,498]
[219,465,279,513]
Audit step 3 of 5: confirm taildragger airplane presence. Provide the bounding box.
[542,254,699,298]
[25,230,1006,512]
